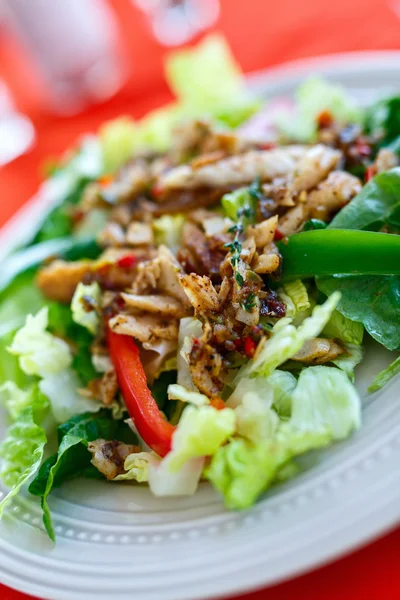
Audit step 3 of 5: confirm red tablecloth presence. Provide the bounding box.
[0,1,399,598]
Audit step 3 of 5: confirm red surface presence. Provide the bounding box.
[0,0,399,598]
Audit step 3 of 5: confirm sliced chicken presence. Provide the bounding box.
[308,171,362,218]
[248,215,278,248]
[158,146,307,190]
[292,144,342,192]
[36,259,92,303]
[109,313,179,342]
[179,273,220,312]
[88,368,118,406]
[88,439,140,480]
[121,293,187,318]
[278,203,310,236]
[374,148,398,173]
[292,338,344,365]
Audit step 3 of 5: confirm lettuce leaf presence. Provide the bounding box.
[368,355,400,393]
[153,214,185,255]
[277,77,360,142]
[39,369,101,423]
[316,168,400,353]
[167,405,236,472]
[165,34,258,123]
[99,117,137,173]
[29,410,137,540]
[322,309,364,345]
[318,275,400,351]
[237,292,340,380]
[8,307,72,378]
[328,168,400,231]
[0,407,47,517]
[206,366,360,509]
[332,343,364,381]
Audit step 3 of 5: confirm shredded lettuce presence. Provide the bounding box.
[237,292,340,381]
[368,356,400,393]
[322,309,364,345]
[167,405,236,472]
[165,34,258,123]
[234,385,278,444]
[207,365,360,509]
[0,382,49,423]
[39,369,101,423]
[149,456,205,497]
[167,384,210,407]
[282,280,310,314]
[71,282,101,335]
[267,370,297,418]
[0,407,47,517]
[153,214,185,255]
[276,77,360,142]
[221,187,257,223]
[8,308,72,378]
[332,343,364,381]
[114,452,158,483]
[99,117,137,173]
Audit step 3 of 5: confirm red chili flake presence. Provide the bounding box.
[365,165,376,182]
[117,254,137,269]
[317,110,333,129]
[274,228,284,241]
[71,208,84,224]
[355,141,371,158]
[210,397,226,410]
[244,336,256,358]
[259,142,276,150]
[98,174,114,187]
[234,339,243,351]
[151,184,164,198]
[115,295,125,309]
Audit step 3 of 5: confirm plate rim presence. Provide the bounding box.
[1,50,400,600]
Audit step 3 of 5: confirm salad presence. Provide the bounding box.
[0,35,399,542]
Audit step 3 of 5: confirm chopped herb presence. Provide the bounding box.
[235,272,244,287]
[248,176,263,202]
[241,291,256,312]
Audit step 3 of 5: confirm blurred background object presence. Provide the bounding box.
[1,1,400,600]
[0,0,125,114]
[0,77,35,166]
[133,0,220,46]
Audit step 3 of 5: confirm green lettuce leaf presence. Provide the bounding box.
[237,292,340,380]
[317,275,400,351]
[99,117,137,173]
[364,96,400,149]
[29,410,137,541]
[316,168,400,354]
[165,33,258,122]
[368,355,400,392]
[322,309,364,345]
[206,366,360,509]
[8,307,72,378]
[328,168,400,231]
[167,405,236,472]
[47,302,98,385]
[0,407,47,517]
[332,343,364,381]
[153,214,185,255]
[277,77,360,142]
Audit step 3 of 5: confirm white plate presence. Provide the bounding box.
[1,52,400,600]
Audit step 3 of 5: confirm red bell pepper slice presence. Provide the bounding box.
[107,328,175,457]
